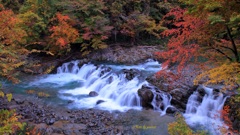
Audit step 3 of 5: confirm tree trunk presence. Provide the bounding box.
[225,25,239,62]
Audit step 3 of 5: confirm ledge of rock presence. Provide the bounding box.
[89,45,161,64]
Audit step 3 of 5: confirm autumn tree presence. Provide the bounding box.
[156,6,206,72]
[155,0,240,90]
[107,0,167,44]
[17,0,58,46]
[181,0,240,89]
[58,0,112,56]
[0,4,28,83]
[48,13,79,55]
[180,0,240,63]
[0,0,22,13]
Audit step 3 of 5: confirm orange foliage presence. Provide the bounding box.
[49,13,79,50]
[220,105,239,134]
[155,7,204,72]
[0,4,26,45]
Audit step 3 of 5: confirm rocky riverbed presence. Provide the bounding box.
[3,44,239,134]
[0,93,175,135]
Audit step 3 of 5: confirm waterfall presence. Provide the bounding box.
[30,59,173,112]
[184,86,228,135]
[143,84,172,116]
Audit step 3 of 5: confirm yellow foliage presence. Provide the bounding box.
[168,113,206,135]
[0,109,26,134]
[0,91,12,102]
[194,62,240,90]
[0,91,4,98]
[6,93,12,102]
[37,92,50,98]
[43,66,55,74]
[26,90,35,94]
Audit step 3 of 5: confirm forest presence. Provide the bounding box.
[0,0,240,134]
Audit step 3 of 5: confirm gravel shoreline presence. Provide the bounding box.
[0,93,175,135]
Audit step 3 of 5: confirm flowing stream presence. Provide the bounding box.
[12,59,172,113]
[184,86,228,135]
[3,60,230,134]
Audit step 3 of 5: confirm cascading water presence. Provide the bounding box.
[28,59,172,112]
[184,86,229,135]
[144,84,172,116]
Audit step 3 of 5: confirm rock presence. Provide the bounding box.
[224,95,240,132]
[47,118,55,125]
[89,45,160,64]
[89,91,99,97]
[138,86,154,109]
[213,88,221,99]
[67,100,74,104]
[34,123,48,134]
[152,91,171,110]
[169,86,196,111]
[99,66,111,77]
[96,100,105,105]
[122,69,140,80]
[196,85,206,97]
[15,99,24,104]
[166,106,178,114]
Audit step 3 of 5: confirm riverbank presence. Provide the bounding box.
[0,93,175,135]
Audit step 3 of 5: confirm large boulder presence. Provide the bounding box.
[138,86,154,109]
[169,85,198,112]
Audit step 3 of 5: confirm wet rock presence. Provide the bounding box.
[138,86,154,109]
[196,85,206,97]
[169,87,195,111]
[67,100,74,104]
[89,91,99,97]
[153,91,171,110]
[213,88,221,99]
[166,106,178,114]
[96,100,105,105]
[122,69,140,80]
[100,66,112,77]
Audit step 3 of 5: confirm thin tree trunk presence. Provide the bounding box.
[225,25,239,62]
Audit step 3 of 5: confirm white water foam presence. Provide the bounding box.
[184,86,228,134]
[30,60,172,112]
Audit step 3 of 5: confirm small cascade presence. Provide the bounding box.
[184,86,228,135]
[29,59,173,112]
[140,84,173,115]
[57,61,143,111]
[151,90,172,116]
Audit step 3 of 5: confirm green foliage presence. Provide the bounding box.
[60,0,112,55]
[18,11,46,43]
[0,0,22,13]
[20,0,57,23]
[168,113,206,135]
[208,15,225,25]
[0,109,26,135]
